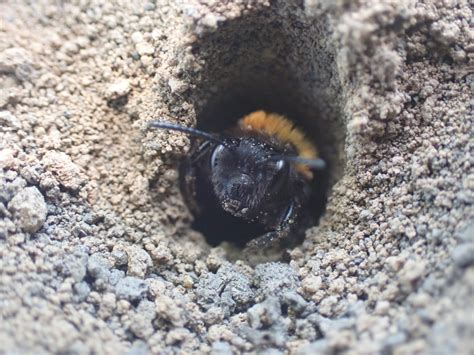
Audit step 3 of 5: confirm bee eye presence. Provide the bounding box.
[275,159,286,171]
[210,144,225,167]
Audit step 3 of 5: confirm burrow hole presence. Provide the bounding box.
[186,7,345,248]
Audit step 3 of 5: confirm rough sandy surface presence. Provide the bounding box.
[0,0,473,354]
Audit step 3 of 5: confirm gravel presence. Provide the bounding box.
[254,263,300,300]
[7,186,47,234]
[0,0,472,354]
[115,277,149,303]
[196,263,254,317]
[452,243,474,268]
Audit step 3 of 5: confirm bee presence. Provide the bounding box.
[148,110,326,250]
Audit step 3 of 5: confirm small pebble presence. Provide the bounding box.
[7,186,47,234]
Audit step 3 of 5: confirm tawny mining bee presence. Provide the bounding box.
[148,110,326,250]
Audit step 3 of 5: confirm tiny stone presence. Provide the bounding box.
[105,79,131,100]
[126,246,152,278]
[5,171,18,181]
[0,110,21,130]
[168,77,189,94]
[135,41,154,56]
[254,262,300,300]
[201,13,218,28]
[0,149,16,170]
[115,277,148,302]
[59,248,89,282]
[7,186,47,234]
[131,32,143,43]
[144,3,155,11]
[451,243,474,268]
[42,151,85,191]
[302,275,322,294]
[73,282,91,302]
[108,269,125,286]
[112,248,128,266]
[87,253,112,281]
[210,341,233,355]
[127,341,148,355]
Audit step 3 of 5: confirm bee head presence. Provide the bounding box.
[147,120,325,219]
[210,137,292,217]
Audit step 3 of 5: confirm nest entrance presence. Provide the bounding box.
[185,7,346,248]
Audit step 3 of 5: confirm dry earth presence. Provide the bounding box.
[0,0,473,354]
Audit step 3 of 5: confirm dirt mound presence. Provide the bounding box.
[1,0,472,353]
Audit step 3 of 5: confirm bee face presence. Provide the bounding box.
[210,137,289,217]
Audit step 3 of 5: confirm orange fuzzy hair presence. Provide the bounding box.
[238,110,318,180]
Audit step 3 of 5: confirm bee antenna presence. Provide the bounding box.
[268,155,327,170]
[148,121,229,147]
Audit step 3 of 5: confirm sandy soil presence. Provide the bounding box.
[0,0,473,354]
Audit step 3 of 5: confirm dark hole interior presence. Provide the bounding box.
[184,6,345,250]
[191,99,331,248]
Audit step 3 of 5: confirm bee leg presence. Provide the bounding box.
[244,229,289,250]
[178,140,213,216]
[179,158,200,215]
[245,201,297,250]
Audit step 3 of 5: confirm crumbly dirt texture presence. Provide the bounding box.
[1,0,473,354]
